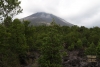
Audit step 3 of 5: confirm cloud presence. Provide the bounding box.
[15,0,100,27]
[66,5,100,27]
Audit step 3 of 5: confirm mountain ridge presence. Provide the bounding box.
[21,12,74,26]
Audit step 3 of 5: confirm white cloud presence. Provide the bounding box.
[15,0,100,27]
[79,10,100,27]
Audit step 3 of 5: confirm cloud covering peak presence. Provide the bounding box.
[15,0,100,27]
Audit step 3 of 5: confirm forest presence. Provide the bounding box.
[0,0,100,67]
[0,18,100,67]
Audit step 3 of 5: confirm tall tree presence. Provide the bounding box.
[38,27,63,67]
[0,0,22,23]
[8,19,29,66]
[85,42,96,55]
[76,39,83,49]
[96,41,100,58]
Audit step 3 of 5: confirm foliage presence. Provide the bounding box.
[1,15,100,66]
[0,0,22,20]
[76,39,83,49]
[68,43,75,51]
[85,42,96,55]
[38,26,63,67]
[96,41,100,58]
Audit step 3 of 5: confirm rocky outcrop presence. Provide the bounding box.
[23,50,100,67]
[62,50,99,67]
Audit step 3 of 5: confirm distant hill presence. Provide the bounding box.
[21,12,74,26]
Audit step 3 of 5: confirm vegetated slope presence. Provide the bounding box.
[1,18,100,67]
[21,12,74,26]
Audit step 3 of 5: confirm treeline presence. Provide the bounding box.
[0,18,100,67]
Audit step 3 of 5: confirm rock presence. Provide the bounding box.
[62,50,98,67]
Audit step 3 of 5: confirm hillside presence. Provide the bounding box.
[21,12,74,26]
[0,19,100,67]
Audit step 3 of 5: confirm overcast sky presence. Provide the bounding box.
[15,0,100,27]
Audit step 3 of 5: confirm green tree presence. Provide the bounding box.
[0,24,21,67]
[0,0,22,23]
[85,42,96,55]
[8,19,29,66]
[82,37,88,47]
[23,20,36,51]
[50,19,58,26]
[38,27,63,67]
[3,16,12,27]
[96,41,100,58]
[76,39,83,49]
[68,43,75,51]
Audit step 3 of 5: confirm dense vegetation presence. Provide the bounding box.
[0,18,100,67]
[0,0,22,20]
[0,0,100,67]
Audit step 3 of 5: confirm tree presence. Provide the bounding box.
[85,42,96,55]
[0,24,21,67]
[23,20,37,51]
[3,16,12,27]
[76,39,83,49]
[0,0,22,21]
[82,37,88,47]
[38,27,63,67]
[50,19,58,26]
[68,43,75,51]
[96,41,100,58]
[8,19,29,66]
